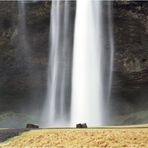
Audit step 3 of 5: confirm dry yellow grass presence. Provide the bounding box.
[0,128,148,147]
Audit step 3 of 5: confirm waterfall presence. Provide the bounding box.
[17,1,31,67]
[42,1,73,127]
[17,1,36,114]
[108,2,114,101]
[105,1,114,124]
[42,0,114,127]
[71,0,103,126]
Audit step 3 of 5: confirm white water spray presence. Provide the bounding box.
[42,1,73,127]
[41,0,114,127]
[71,0,104,126]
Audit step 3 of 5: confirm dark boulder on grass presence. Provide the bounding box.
[76,123,87,128]
[26,123,39,129]
[81,123,87,128]
[76,123,82,128]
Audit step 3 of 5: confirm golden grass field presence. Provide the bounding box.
[1,127,148,147]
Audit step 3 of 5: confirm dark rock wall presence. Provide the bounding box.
[0,1,50,114]
[112,1,148,117]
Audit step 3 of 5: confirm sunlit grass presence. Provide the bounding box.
[0,125,148,147]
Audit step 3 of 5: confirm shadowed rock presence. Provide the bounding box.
[26,123,39,129]
[76,123,82,128]
[81,123,87,128]
[76,123,87,128]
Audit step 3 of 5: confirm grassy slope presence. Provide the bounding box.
[1,126,148,147]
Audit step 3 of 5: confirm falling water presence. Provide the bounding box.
[108,1,114,100]
[17,1,36,115]
[42,1,73,127]
[17,1,31,67]
[42,0,114,127]
[71,0,104,126]
[105,1,114,124]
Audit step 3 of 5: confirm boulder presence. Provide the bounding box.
[81,123,87,128]
[76,123,82,128]
[26,123,39,129]
[76,123,87,128]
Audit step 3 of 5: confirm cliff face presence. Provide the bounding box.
[112,1,148,119]
[0,1,50,114]
[0,1,148,126]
